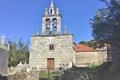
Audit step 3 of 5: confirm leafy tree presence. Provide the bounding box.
[79,40,98,49]
[91,0,120,64]
[8,39,29,67]
[91,1,120,79]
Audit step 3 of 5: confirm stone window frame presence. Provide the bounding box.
[49,44,54,50]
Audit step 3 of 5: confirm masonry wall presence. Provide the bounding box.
[75,52,99,67]
[0,48,9,76]
[97,50,108,64]
[75,50,107,67]
[29,34,74,69]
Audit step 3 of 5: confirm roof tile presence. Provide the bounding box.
[75,44,96,52]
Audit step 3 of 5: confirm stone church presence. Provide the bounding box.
[29,0,108,70]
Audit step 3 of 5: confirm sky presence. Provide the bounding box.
[0,0,105,43]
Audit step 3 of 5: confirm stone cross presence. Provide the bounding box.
[0,35,5,44]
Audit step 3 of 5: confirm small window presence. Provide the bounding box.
[51,9,52,15]
[49,44,54,50]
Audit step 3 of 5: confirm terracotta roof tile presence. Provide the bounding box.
[75,44,96,52]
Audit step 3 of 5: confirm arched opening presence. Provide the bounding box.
[52,18,57,33]
[51,9,53,15]
[46,19,50,25]
[46,19,50,34]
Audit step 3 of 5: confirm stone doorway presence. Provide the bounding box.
[47,58,54,69]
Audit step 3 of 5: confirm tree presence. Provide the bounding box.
[79,40,98,49]
[91,0,120,65]
[91,1,120,79]
[8,39,29,67]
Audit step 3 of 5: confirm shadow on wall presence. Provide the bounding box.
[0,75,8,80]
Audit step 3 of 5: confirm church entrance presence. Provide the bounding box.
[47,58,54,69]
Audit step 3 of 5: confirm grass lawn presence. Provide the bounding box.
[39,71,60,80]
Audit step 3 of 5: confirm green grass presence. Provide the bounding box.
[39,71,60,80]
[39,71,48,78]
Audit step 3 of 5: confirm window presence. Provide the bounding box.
[49,44,54,50]
[51,9,52,15]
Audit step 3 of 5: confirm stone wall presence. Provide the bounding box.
[75,50,107,67]
[97,50,108,64]
[24,71,39,80]
[0,48,9,76]
[7,71,39,80]
[75,52,99,67]
[29,34,74,69]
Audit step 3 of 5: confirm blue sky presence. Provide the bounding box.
[0,0,105,43]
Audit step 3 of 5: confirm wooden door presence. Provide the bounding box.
[47,58,54,69]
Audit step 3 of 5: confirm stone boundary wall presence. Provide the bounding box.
[75,50,107,67]
[75,52,99,67]
[7,71,39,80]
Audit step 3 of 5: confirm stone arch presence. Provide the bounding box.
[52,18,57,27]
[46,18,50,34]
[52,18,57,33]
[46,18,50,28]
[52,18,57,23]
[46,18,50,24]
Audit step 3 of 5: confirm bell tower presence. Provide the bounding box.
[42,0,61,35]
[30,0,74,70]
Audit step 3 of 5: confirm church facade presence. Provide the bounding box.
[29,0,74,69]
[29,0,108,70]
